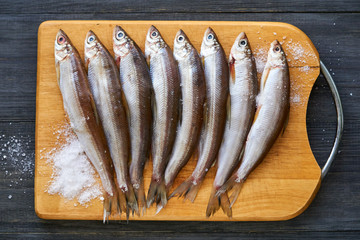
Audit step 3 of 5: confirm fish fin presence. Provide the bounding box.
[260,67,270,92]
[55,61,60,86]
[102,191,123,223]
[102,194,114,223]
[124,184,139,218]
[146,55,151,67]
[199,101,208,152]
[133,179,146,216]
[229,54,236,84]
[169,176,201,203]
[252,104,261,124]
[211,159,217,168]
[121,90,131,128]
[178,86,183,127]
[115,56,121,67]
[151,88,157,130]
[282,107,290,136]
[206,187,220,218]
[226,94,231,128]
[89,95,100,125]
[219,191,232,218]
[147,178,167,208]
[117,189,128,220]
[216,174,244,208]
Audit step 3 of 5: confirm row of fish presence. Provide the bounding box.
[54,25,289,221]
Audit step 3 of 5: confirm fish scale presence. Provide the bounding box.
[84,30,138,217]
[170,27,228,203]
[113,26,152,214]
[163,30,206,199]
[55,30,117,222]
[145,26,180,208]
[218,39,290,210]
[206,32,258,218]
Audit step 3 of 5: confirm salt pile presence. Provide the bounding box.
[44,124,103,206]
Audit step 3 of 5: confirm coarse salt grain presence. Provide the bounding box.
[45,124,103,206]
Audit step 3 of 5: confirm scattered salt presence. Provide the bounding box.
[44,124,103,206]
[291,94,301,104]
[253,47,267,73]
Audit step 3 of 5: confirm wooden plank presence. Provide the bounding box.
[35,20,321,221]
[1,0,359,14]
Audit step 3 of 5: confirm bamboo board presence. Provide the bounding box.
[35,20,321,221]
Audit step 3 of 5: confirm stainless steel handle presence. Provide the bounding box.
[319,61,344,180]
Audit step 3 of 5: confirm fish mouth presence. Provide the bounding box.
[56,29,69,46]
[175,29,188,43]
[175,29,185,39]
[238,32,247,41]
[113,25,124,40]
[86,30,96,41]
[147,25,160,39]
[204,27,214,36]
[271,39,282,52]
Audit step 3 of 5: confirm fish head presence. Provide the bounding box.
[267,40,287,67]
[230,32,252,62]
[200,27,220,58]
[55,29,73,63]
[84,30,101,64]
[113,25,132,60]
[145,25,165,58]
[173,29,192,61]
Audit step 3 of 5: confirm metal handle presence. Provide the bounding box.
[319,61,344,180]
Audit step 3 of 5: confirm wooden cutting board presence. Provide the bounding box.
[35,20,321,221]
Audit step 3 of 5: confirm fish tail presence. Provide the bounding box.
[205,187,220,218]
[146,178,167,208]
[124,184,139,218]
[117,189,128,219]
[102,193,119,223]
[133,180,146,216]
[216,174,244,208]
[219,191,232,218]
[206,187,232,218]
[169,176,201,203]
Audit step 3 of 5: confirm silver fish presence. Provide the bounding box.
[84,30,137,217]
[145,25,180,208]
[170,27,229,202]
[206,32,258,217]
[55,29,118,222]
[217,40,290,208]
[164,29,206,196]
[113,26,152,215]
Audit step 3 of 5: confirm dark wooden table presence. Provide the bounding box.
[1,1,359,239]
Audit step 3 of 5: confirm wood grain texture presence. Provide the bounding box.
[1,0,360,238]
[35,20,321,221]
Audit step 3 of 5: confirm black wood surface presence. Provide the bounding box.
[0,0,359,239]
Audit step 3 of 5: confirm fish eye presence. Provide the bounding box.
[275,46,280,52]
[207,33,214,40]
[240,39,247,46]
[57,35,66,44]
[178,36,184,42]
[117,31,124,39]
[88,36,95,43]
[151,31,158,37]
